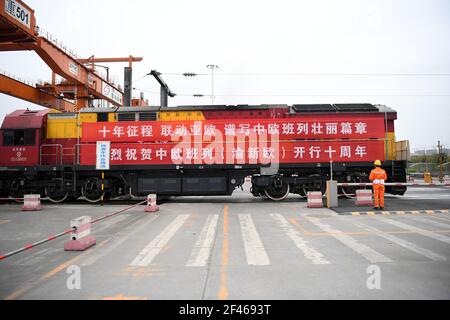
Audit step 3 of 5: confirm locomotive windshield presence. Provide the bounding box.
[2,129,36,146]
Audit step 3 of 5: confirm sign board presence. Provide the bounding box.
[69,63,79,76]
[82,140,385,166]
[102,82,123,105]
[96,141,110,170]
[82,116,386,143]
[4,0,31,28]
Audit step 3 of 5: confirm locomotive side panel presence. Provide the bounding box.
[0,104,407,201]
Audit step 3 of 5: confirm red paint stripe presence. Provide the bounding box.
[47,236,56,241]
[0,255,6,260]
[24,244,33,250]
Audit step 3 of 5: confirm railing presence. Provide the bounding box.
[407,162,450,176]
[0,69,49,88]
[75,144,82,165]
[62,147,75,164]
[40,144,62,166]
[338,182,450,187]
[35,26,80,61]
[36,26,120,89]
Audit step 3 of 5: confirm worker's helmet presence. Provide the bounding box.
[374,160,381,166]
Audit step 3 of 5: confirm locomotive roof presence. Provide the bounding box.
[1,109,50,129]
[78,103,396,114]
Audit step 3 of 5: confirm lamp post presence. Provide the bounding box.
[206,64,219,105]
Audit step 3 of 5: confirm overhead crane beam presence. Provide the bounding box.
[78,56,143,68]
[0,0,142,110]
[77,55,144,106]
[34,38,124,107]
[0,0,37,44]
[0,72,75,111]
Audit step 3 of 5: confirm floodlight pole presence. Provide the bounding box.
[206,64,219,105]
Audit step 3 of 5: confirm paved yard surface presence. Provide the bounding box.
[0,186,449,300]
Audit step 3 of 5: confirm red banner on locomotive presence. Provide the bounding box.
[80,141,385,166]
[82,116,385,143]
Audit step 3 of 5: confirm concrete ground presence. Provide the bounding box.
[334,186,450,214]
[0,184,449,300]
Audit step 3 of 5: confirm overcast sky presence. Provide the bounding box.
[1,0,449,150]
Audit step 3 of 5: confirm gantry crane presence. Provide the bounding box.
[0,0,143,111]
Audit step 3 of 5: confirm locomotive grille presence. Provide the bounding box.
[117,113,136,121]
[138,112,158,121]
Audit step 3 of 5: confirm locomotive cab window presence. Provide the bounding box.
[2,129,36,146]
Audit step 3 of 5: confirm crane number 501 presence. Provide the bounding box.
[5,0,31,28]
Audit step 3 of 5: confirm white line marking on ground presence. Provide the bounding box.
[238,214,270,266]
[271,214,330,265]
[380,218,450,244]
[429,215,450,223]
[81,215,158,267]
[353,221,446,262]
[186,214,219,267]
[130,214,190,267]
[307,217,392,263]
[409,216,450,230]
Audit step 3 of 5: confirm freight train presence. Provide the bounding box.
[0,103,407,202]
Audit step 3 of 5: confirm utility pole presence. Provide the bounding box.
[437,140,445,183]
[206,65,219,105]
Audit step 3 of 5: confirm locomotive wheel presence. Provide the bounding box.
[264,182,290,201]
[82,188,104,203]
[10,179,24,202]
[45,187,68,203]
[82,178,104,203]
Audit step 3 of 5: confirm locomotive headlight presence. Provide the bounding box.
[231,179,237,185]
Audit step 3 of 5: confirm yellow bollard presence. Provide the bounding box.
[424,172,432,183]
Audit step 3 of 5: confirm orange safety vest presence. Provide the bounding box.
[369,167,387,185]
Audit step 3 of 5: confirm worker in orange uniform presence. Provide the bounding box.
[369,160,387,210]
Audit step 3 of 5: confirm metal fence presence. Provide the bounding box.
[407,162,450,176]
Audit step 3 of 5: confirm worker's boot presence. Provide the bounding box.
[380,207,384,211]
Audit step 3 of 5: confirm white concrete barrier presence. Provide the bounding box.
[307,192,323,208]
[144,194,159,212]
[64,216,96,251]
[22,194,42,211]
[355,189,374,206]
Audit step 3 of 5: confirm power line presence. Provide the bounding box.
[181,93,450,98]
[134,88,450,98]
[132,87,160,95]
[132,73,150,84]
[159,72,450,77]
